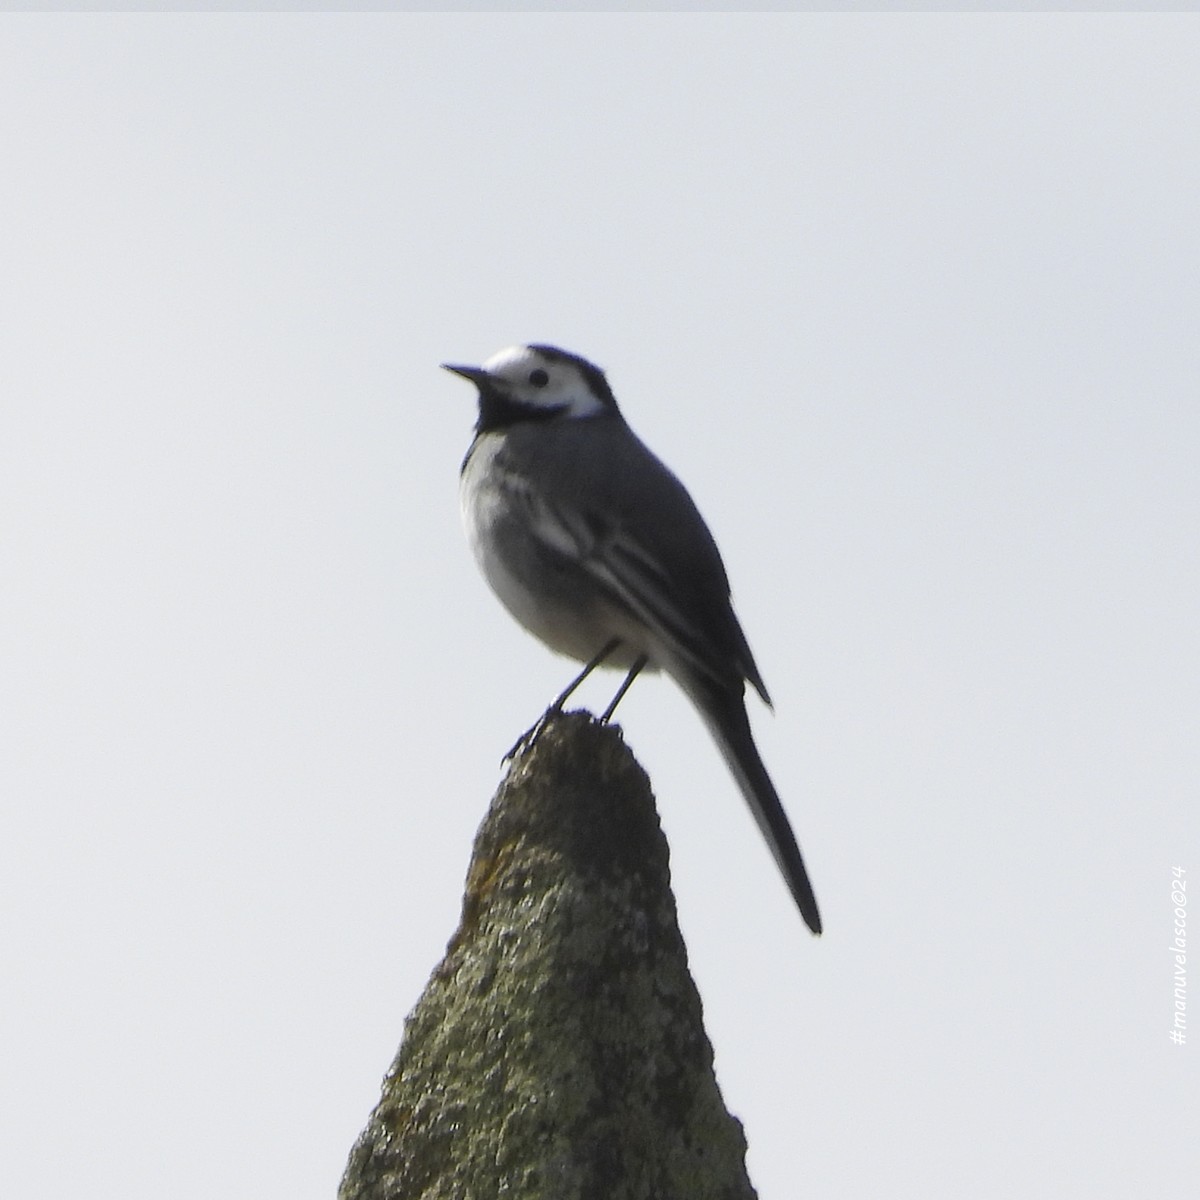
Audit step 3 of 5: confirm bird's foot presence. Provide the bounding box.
[501,706,561,764]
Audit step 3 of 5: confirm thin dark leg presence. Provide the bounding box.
[600,654,648,723]
[549,637,623,713]
[503,638,623,762]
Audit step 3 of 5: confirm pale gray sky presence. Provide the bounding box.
[2,13,1197,1199]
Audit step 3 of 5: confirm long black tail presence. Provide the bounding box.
[685,681,822,935]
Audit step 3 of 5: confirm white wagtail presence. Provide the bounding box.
[444,344,821,935]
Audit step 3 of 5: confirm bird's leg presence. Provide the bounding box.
[600,654,648,723]
[548,637,623,713]
[503,638,623,761]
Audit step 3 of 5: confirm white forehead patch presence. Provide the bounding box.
[482,344,538,376]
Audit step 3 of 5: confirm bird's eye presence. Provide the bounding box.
[528,368,549,387]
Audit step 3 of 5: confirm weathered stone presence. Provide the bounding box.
[340,711,758,1200]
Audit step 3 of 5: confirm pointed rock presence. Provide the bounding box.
[340,711,758,1200]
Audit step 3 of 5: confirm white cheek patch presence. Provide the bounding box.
[480,344,609,418]
[561,391,608,418]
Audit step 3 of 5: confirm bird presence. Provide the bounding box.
[444,344,821,935]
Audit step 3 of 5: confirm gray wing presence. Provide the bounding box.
[503,416,770,704]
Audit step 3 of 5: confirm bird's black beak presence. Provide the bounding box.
[441,363,491,386]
